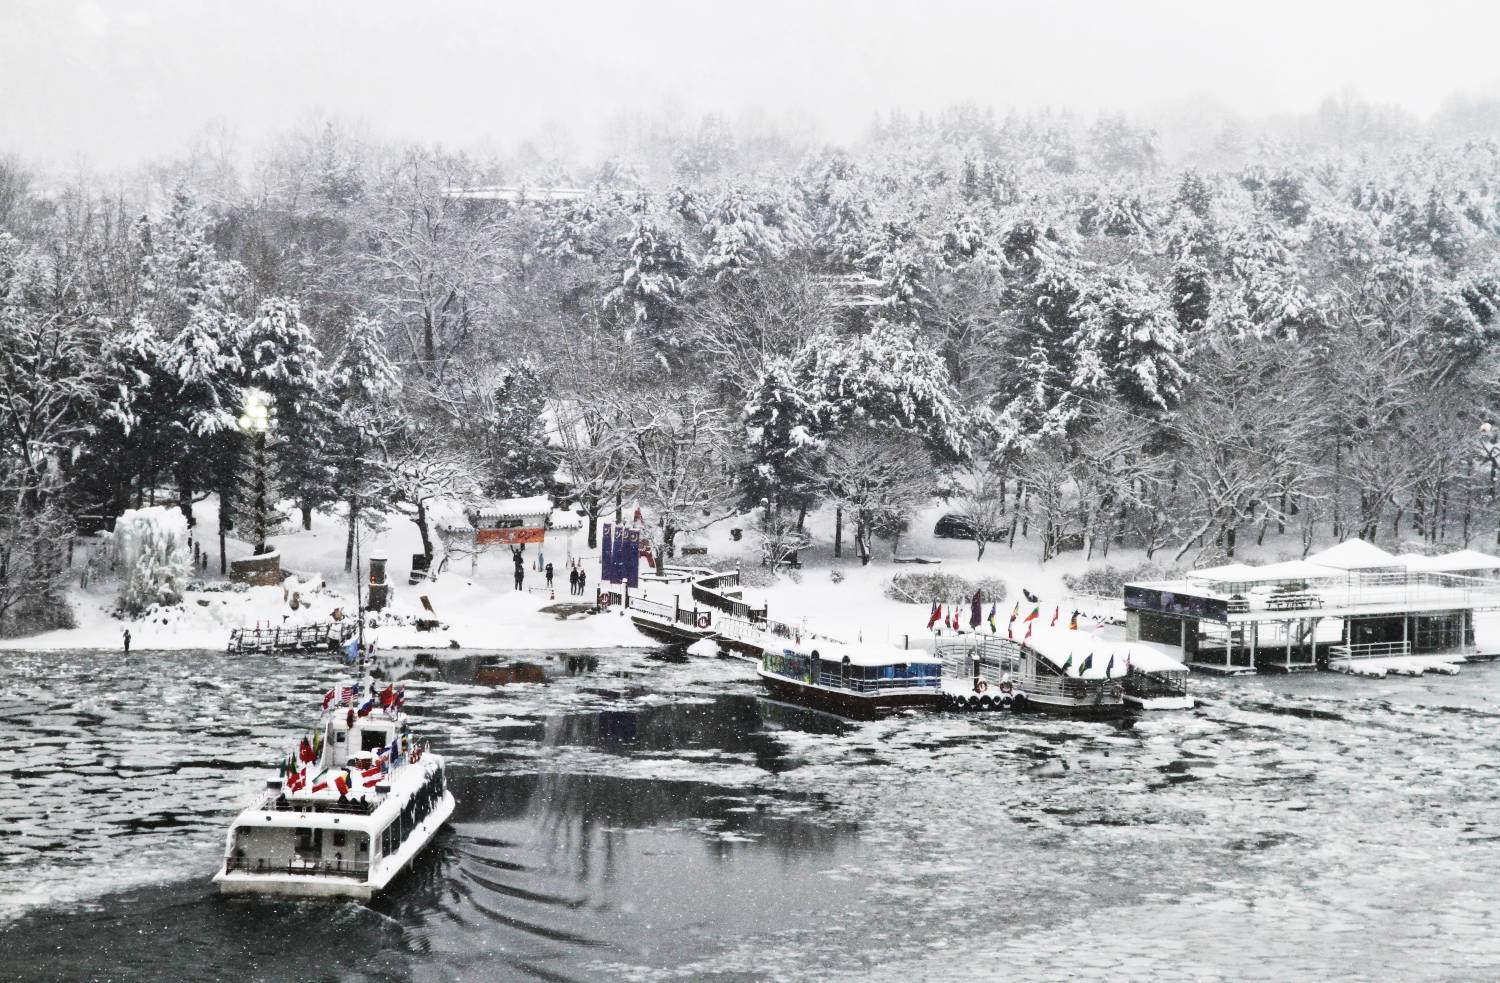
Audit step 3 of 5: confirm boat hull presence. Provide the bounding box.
[759,672,938,718]
[214,792,455,900]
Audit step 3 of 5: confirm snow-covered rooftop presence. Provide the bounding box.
[1415,548,1500,573]
[1023,626,1186,678]
[1305,539,1401,570]
[472,496,553,521]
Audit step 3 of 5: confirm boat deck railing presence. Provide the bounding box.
[937,636,1120,702]
[223,855,370,879]
[812,669,939,693]
[259,793,380,815]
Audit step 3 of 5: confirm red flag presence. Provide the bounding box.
[1024,620,1033,640]
[1050,606,1059,627]
[926,603,942,629]
[298,737,314,763]
[362,774,382,788]
[1024,606,1040,623]
[379,684,395,708]
[335,773,350,796]
[1069,610,1079,630]
[322,687,335,710]
[311,779,329,793]
[361,763,385,780]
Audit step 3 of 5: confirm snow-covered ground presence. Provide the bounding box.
[0,498,643,653]
[12,495,1500,655]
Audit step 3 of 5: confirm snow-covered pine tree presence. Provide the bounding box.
[241,297,333,531]
[483,362,557,499]
[329,314,402,571]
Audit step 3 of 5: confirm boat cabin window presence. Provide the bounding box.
[361,728,389,753]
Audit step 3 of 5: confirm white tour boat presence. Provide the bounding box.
[213,678,455,900]
[758,638,943,717]
[936,628,1138,718]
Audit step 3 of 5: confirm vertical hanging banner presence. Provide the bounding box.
[625,527,641,588]
[612,526,629,586]
[601,524,615,583]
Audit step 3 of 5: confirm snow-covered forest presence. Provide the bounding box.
[4,99,1500,634]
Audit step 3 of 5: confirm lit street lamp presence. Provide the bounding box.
[238,388,277,555]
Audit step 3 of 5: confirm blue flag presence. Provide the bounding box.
[343,637,360,664]
[1079,654,1094,676]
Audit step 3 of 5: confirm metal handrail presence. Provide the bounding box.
[1328,641,1412,661]
[223,856,370,878]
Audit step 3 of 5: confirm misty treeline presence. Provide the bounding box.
[4,101,1500,631]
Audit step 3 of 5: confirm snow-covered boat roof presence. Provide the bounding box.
[1415,548,1500,573]
[1305,539,1401,570]
[784,638,943,667]
[1023,626,1187,678]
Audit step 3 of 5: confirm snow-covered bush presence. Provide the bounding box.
[1061,562,1179,598]
[116,507,190,616]
[884,572,1007,605]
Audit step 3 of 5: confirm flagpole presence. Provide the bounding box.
[355,514,365,678]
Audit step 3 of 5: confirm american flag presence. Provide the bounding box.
[340,683,360,705]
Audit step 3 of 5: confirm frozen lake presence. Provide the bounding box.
[3,646,1499,981]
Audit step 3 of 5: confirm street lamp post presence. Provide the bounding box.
[238,388,277,556]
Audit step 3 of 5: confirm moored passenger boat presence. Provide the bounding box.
[936,629,1130,718]
[757,639,943,717]
[213,679,454,900]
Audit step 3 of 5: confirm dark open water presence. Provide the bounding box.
[2,646,1499,982]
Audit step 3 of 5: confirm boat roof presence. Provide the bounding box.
[1022,626,1186,678]
[783,639,943,667]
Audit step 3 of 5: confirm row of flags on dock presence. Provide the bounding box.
[925,594,1081,638]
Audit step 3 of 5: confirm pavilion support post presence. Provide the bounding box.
[1250,621,1258,667]
[1286,620,1293,671]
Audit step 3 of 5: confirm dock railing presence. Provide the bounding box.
[1327,641,1411,661]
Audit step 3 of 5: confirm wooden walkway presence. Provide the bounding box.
[227,621,355,655]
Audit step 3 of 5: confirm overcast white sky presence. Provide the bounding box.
[3,0,1498,167]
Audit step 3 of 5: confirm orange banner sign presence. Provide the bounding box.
[475,527,545,545]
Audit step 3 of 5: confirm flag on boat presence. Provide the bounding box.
[1062,653,1074,675]
[366,637,378,659]
[322,687,337,710]
[379,684,395,708]
[951,608,961,631]
[1023,620,1033,640]
[298,737,314,763]
[362,773,383,788]
[343,636,360,664]
[357,697,374,717]
[1050,606,1059,627]
[1106,654,1115,679]
[926,603,942,629]
[311,778,329,793]
[388,736,400,762]
[987,604,997,633]
[341,684,359,704]
[1009,602,1019,623]
[361,762,386,780]
[1024,606,1040,623]
[392,687,406,712]
[334,773,350,797]
[1079,654,1094,675]
[1023,588,1039,603]
[1068,610,1079,630]
[969,592,982,629]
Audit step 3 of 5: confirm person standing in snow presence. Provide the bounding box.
[569,566,580,596]
[545,562,555,590]
[577,567,587,599]
[123,628,131,655]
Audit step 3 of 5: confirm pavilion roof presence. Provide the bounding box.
[1305,539,1400,570]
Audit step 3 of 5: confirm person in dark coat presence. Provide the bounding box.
[569,566,581,596]
[122,629,131,654]
[545,562,555,589]
[513,566,524,591]
[577,567,587,597]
